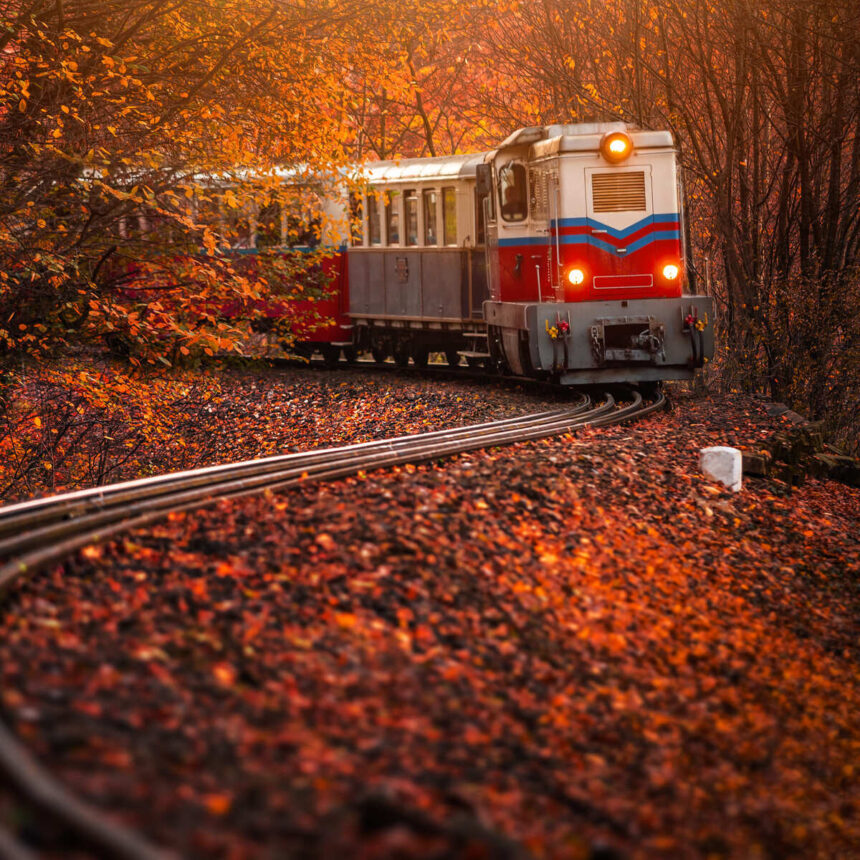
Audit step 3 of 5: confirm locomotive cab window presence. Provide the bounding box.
[423,189,438,245]
[498,162,527,222]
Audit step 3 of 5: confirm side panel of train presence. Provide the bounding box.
[230,250,352,353]
[205,181,353,355]
[347,156,490,364]
[481,124,715,383]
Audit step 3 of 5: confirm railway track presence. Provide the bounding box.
[0,385,663,859]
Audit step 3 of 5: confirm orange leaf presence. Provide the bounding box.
[203,793,232,816]
[212,662,236,686]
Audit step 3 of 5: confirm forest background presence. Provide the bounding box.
[0,0,857,496]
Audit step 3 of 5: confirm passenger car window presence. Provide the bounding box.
[423,189,438,245]
[257,202,283,248]
[442,187,457,245]
[285,214,320,248]
[367,194,381,246]
[349,192,363,246]
[498,163,527,222]
[386,191,400,245]
[404,189,418,246]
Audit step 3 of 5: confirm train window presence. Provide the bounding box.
[257,201,283,248]
[367,194,381,245]
[286,214,320,248]
[349,192,363,246]
[404,189,418,246]
[223,209,255,249]
[385,190,400,245]
[475,186,487,245]
[194,193,227,247]
[423,189,438,245]
[442,187,457,245]
[498,162,527,222]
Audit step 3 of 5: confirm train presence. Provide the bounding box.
[230,122,716,383]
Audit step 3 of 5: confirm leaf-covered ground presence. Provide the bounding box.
[1,387,858,858]
[0,359,565,504]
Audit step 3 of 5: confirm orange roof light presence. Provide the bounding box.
[600,131,633,164]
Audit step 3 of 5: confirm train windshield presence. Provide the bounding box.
[498,162,527,222]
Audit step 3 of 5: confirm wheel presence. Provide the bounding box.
[371,346,388,364]
[393,343,410,367]
[412,346,429,367]
[639,381,663,400]
[466,355,485,369]
[320,344,340,368]
[342,346,357,364]
[445,349,461,368]
[287,342,313,361]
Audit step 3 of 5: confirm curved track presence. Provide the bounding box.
[0,385,664,858]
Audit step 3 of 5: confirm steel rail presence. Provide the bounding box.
[0,386,663,858]
[0,403,596,558]
[0,392,669,589]
[0,405,583,530]
[0,723,173,860]
[0,825,38,860]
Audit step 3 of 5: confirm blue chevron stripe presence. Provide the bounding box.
[551,212,679,239]
[556,229,680,255]
[498,229,679,253]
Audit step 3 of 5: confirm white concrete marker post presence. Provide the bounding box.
[699,446,743,492]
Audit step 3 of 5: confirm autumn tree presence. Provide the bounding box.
[432,0,859,440]
[338,0,505,160]
[0,0,360,367]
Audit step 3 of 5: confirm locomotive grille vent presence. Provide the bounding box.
[591,171,647,212]
[529,168,548,220]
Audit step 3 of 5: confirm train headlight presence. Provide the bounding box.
[599,131,633,163]
[662,264,679,280]
[568,267,585,285]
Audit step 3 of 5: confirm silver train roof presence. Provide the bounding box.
[361,153,485,184]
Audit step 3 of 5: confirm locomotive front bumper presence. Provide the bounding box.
[484,296,715,383]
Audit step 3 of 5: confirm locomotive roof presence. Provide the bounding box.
[489,122,675,160]
[361,153,485,184]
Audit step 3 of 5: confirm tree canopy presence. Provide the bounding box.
[1,0,857,438]
[0,0,359,363]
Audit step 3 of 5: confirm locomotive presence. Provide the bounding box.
[239,122,715,383]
